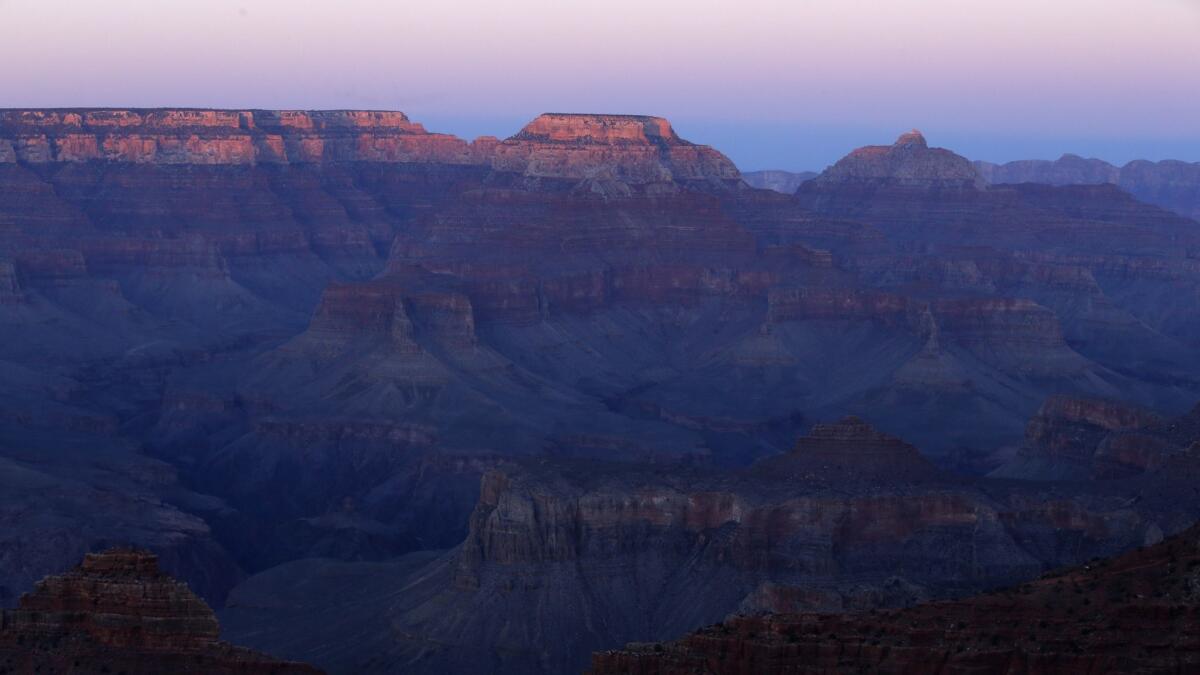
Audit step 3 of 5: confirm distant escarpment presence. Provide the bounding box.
[220,416,1200,674]
[0,109,740,185]
[0,548,319,674]
[742,169,818,193]
[804,130,984,190]
[976,153,1200,221]
[591,519,1200,674]
[0,108,492,165]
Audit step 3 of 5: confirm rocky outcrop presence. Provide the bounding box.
[490,113,741,184]
[975,154,1200,221]
[0,109,741,189]
[805,130,984,189]
[0,548,319,674]
[590,520,1200,674]
[993,395,1200,481]
[0,109,491,165]
[221,415,1200,674]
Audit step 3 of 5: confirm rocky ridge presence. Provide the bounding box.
[0,109,490,165]
[996,396,1200,481]
[975,153,1200,221]
[0,109,741,185]
[589,519,1200,674]
[0,548,319,674]
[220,415,1200,674]
[805,130,984,189]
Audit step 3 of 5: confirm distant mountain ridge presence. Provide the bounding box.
[975,154,1200,221]
[590,516,1200,674]
[743,169,818,193]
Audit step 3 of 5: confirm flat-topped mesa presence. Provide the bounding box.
[0,109,423,132]
[0,548,319,673]
[0,108,490,165]
[510,113,683,145]
[806,129,985,189]
[491,112,741,184]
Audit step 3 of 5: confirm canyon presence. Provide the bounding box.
[1,109,1199,672]
[219,411,1200,674]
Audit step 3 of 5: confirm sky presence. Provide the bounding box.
[1,0,1198,170]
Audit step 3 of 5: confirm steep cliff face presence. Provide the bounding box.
[220,417,1200,674]
[0,548,319,674]
[590,520,1200,675]
[994,396,1200,481]
[975,154,1200,221]
[0,110,743,187]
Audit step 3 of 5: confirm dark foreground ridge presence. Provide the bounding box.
[590,520,1200,674]
[0,548,321,674]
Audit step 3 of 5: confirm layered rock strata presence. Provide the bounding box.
[0,548,319,674]
[590,520,1200,674]
[220,417,1200,674]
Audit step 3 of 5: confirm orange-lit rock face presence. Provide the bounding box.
[0,109,741,182]
[514,113,677,144]
[492,113,741,183]
[0,109,481,165]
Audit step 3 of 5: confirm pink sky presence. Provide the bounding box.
[1,0,1198,169]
